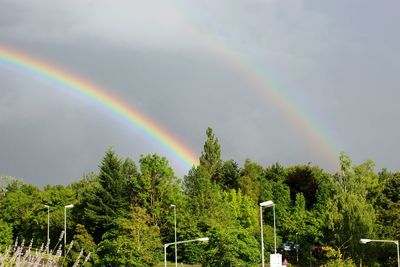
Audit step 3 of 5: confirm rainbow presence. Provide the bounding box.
[0,46,199,169]
[168,4,340,169]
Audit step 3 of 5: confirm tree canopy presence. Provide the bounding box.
[0,128,398,266]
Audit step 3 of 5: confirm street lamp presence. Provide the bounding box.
[360,238,399,267]
[164,237,209,267]
[64,204,74,254]
[44,205,50,251]
[171,204,177,267]
[259,200,276,267]
[295,232,299,264]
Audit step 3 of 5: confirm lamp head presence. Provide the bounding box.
[65,204,74,209]
[170,204,176,207]
[44,205,49,208]
[260,200,274,207]
[197,237,209,242]
[360,239,371,244]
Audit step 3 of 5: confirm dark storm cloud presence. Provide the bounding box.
[1,0,400,186]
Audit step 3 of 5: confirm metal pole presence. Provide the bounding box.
[396,241,399,267]
[47,206,50,250]
[174,206,177,267]
[164,244,168,267]
[62,205,74,255]
[164,238,208,267]
[296,233,299,263]
[260,206,264,267]
[64,206,66,255]
[273,204,276,254]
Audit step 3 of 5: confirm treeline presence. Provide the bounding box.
[0,128,399,266]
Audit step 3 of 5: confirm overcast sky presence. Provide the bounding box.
[1,0,399,186]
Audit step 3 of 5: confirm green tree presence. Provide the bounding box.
[199,128,222,182]
[285,165,319,209]
[78,149,132,243]
[202,190,259,266]
[373,170,400,266]
[134,153,184,262]
[136,154,178,227]
[0,180,43,243]
[204,225,259,267]
[261,166,291,237]
[0,220,13,251]
[376,170,400,240]
[238,159,263,203]
[69,224,96,266]
[96,206,162,266]
[181,166,221,264]
[325,153,377,261]
[42,184,77,245]
[320,246,356,267]
[184,166,219,215]
[218,159,240,190]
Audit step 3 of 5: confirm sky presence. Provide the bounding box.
[1,0,399,186]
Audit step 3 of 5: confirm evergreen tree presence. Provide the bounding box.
[78,149,132,243]
[285,165,319,209]
[377,171,400,240]
[219,159,240,190]
[199,127,222,182]
[373,170,400,266]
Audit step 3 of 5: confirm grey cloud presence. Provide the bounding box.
[1,0,400,186]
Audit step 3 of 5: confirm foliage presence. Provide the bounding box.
[285,166,320,209]
[218,159,240,190]
[136,154,178,227]
[96,206,162,266]
[77,148,132,243]
[202,189,260,266]
[325,153,377,261]
[0,220,12,251]
[238,159,263,203]
[0,129,398,266]
[0,181,44,243]
[69,224,96,266]
[199,127,222,182]
[320,246,356,267]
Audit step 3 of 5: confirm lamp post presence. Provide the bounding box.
[64,204,74,254]
[295,232,299,264]
[44,205,50,251]
[360,238,399,267]
[164,237,209,267]
[171,204,177,267]
[260,200,276,267]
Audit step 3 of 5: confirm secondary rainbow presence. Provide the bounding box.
[0,46,199,169]
[168,4,340,169]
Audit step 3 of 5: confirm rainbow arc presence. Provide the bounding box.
[0,46,199,169]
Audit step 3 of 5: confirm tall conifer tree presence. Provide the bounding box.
[79,149,133,243]
[199,127,222,182]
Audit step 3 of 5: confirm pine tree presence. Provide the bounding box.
[78,149,133,243]
[199,127,222,182]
